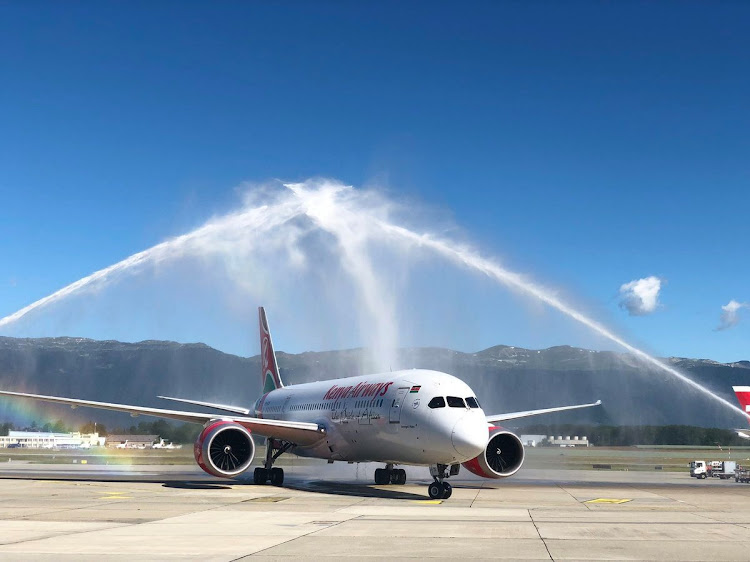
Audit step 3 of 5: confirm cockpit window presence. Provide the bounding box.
[447,396,466,408]
[465,397,480,408]
[428,396,446,409]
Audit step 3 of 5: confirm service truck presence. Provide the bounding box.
[689,460,736,479]
[690,460,709,479]
[710,460,736,479]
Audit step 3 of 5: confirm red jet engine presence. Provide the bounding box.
[194,421,255,478]
[462,427,525,478]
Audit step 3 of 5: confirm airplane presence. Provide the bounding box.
[732,386,750,440]
[0,307,602,499]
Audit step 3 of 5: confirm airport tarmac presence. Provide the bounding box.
[1,463,750,561]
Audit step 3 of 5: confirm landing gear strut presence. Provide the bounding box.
[374,464,406,485]
[253,439,292,486]
[428,464,453,499]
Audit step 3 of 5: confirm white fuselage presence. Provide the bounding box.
[253,369,488,466]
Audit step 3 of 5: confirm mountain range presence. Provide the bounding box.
[0,336,748,430]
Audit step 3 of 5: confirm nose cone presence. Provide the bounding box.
[451,413,487,459]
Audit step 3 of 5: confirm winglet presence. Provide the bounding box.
[259,307,284,393]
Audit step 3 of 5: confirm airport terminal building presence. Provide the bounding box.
[0,431,105,449]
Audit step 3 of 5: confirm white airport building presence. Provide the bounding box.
[548,435,590,447]
[0,431,105,449]
[520,434,548,447]
[520,434,590,447]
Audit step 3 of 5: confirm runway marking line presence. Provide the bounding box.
[411,500,443,505]
[98,491,132,500]
[245,496,289,503]
[585,498,632,504]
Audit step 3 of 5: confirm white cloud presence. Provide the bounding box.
[618,276,662,316]
[716,299,748,331]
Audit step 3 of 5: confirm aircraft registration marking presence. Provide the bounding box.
[585,498,632,504]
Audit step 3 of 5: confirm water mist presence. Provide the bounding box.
[1,179,745,420]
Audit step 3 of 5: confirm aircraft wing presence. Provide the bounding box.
[486,399,601,423]
[0,390,325,446]
[157,395,251,415]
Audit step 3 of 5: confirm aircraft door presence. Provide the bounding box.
[389,387,409,423]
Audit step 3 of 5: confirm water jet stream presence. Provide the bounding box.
[0,179,745,420]
[374,221,748,419]
[0,198,304,329]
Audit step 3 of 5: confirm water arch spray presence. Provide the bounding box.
[0,179,745,420]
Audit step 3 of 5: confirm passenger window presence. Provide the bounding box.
[447,396,466,408]
[428,397,446,409]
[465,397,480,408]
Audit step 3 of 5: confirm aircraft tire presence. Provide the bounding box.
[396,469,407,485]
[254,467,268,485]
[375,468,388,485]
[441,482,452,499]
[391,469,406,484]
[270,467,284,486]
[428,482,443,499]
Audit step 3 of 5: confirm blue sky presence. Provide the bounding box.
[0,1,748,363]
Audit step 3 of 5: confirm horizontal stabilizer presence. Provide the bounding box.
[486,399,602,423]
[157,395,250,415]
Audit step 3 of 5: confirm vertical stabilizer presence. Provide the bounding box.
[259,307,284,393]
[733,386,750,422]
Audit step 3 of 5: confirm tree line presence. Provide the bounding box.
[521,423,750,447]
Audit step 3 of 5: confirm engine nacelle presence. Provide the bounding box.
[194,421,255,478]
[462,427,525,479]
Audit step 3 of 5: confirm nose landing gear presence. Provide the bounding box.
[428,464,455,499]
[428,480,452,500]
[374,464,407,485]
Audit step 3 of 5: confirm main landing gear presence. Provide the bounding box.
[374,464,407,485]
[428,464,454,499]
[254,466,284,486]
[253,439,293,486]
